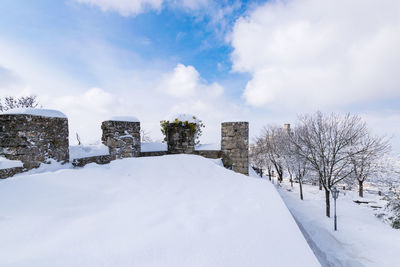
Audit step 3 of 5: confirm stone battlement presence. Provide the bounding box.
[1,110,249,178]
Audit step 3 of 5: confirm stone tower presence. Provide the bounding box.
[0,111,69,169]
[166,123,195,154]
[221,122,249,175]
[101,119,141,159]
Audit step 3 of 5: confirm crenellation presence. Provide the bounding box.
[221,122,249,175]
[101,120,141,159]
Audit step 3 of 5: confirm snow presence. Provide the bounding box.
[195,143,221,151]
[1,108,67,118]
[168,114,199,123]
[0,156,23,169]
[0,155,319,266]
[277,179,400,267]
[69,144,109,160]
[141,142,167,152]
[108,116,140,122]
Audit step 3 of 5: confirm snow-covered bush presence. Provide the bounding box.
[160,114,204,145]
[377,187,400,229]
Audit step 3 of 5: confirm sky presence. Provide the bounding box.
[0,0,399,152]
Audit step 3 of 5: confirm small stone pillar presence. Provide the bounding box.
[284,123,291,134]
[166,123,195,154]
[221,122,249,175]
[0,111,69,169]
[101,120,140,159]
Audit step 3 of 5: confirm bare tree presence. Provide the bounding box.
[0,95,40,112]
[259,125,286,183]
[284,128,311,200]
[249,142,266,177]
[350,133,390,197]
[292,112,368,217]
[140,129,153,143]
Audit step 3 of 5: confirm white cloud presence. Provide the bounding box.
[230,0,400,110]
[161,64,200,97]
[74,0,212,16]
[0,35,246,145]
[160,63,223,98]
[74,0,163,16]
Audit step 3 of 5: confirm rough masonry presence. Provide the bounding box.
[221,122,249,175]
[166,123,195,154]
[101,120,141,159]
[0,114,69,169]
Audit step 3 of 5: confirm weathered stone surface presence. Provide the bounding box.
[101,120,141,159]
[0,114,69,169]
[166,123,195,154]
[193,150,222,159]
[221,122,249,175]
[0,167,26,179]
[72,155,112,167]
[140,151,168,157]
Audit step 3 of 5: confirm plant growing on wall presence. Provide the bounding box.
[160,115,205,145]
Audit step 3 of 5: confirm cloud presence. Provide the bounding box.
[230,0,400,110]
[160,63,223,98]
[74,0,164,16]
[0,66,20,88]
[73,0,212,16]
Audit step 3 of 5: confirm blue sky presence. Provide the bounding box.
[0,0,399,151]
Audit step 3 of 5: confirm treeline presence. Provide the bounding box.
[250,111,393,218]
[0,96,40,112]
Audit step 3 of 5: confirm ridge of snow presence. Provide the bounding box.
[69,144,109,160]
[0,156,23,169]
[1,108,67,118]
[141,142,167,152]
[108,116,140,122]
[195,143,221,151]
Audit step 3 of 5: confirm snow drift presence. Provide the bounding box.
[0,155,319,266]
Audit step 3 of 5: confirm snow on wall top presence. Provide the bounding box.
[168,114,199,123]
[69,144,110,160]
[195,143,221,151]
[1,108,67,118]
[0,156,23,169]
[108,116,140,122]
[141,142,167,152]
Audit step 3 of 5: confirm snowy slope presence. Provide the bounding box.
[278,181,400,267]
[0,155,319,267]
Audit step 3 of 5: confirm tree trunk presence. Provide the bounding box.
[325,189,330,217]
[358,180,364,198]
[319,180,322,190]
[299,180,304,200]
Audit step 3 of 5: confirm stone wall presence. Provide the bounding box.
[140,151,168,157]
[0,167,26,179]
[221,122,249,175]
[193,150,223,159]
[101,120,141,159]
[0,114,69,169]
[166,123,195,154]
[72,155,112,167]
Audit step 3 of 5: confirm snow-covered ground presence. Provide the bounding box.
[276,179,400,267]
[0,155,319,267]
